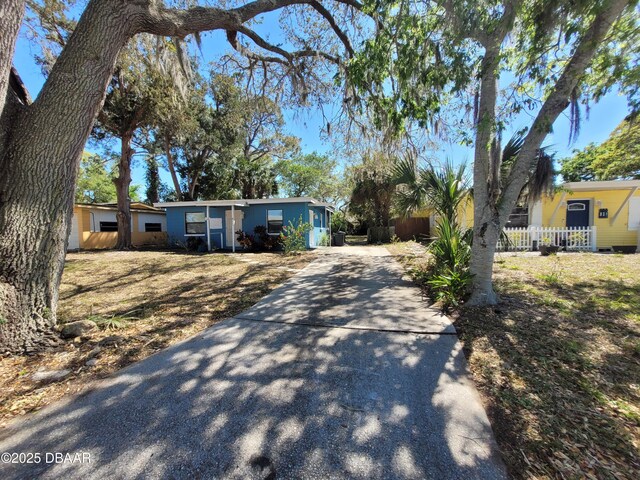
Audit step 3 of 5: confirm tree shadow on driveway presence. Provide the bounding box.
[1,249,506,479]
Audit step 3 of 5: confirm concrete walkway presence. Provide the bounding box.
[0,246,507,480]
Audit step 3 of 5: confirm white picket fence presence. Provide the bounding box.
[497,226,596,252]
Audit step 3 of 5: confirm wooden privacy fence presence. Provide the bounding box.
[497,226,596,252]
[393,217,431,241]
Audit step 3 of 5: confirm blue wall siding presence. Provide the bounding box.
[310,206,329,247]
[207,207,227,249]
[166,206,207,246]
[166,205,229,248]
[243,202,310,247]
[240,202,308,235]
[164,202,317,250]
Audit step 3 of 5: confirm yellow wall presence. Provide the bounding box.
[541,188,640,248]
[132,231,168,246]
[458,197,474,229]
[411,197,474,227]
[74,207,167,250]
[419,187,639,249]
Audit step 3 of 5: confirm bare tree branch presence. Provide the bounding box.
[308,0,354,57]
[137,0,362,38]
[231,26,339,64]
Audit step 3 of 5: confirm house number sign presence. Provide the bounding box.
[598,208,608,219]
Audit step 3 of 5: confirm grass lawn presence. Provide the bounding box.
[0,249,314,427]
[389,242,639,480]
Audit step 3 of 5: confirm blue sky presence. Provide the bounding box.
[12,13,631,191]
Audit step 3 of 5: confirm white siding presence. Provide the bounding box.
[90,210,117,232]
[67,214,80,250]
[137,213,166,232]
[628,197,640,231]
[530,201,543,227]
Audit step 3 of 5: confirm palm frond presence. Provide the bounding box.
[392,155,428,218]
[421,161,470,223]
[393,156,419,185]
[500,133,525,182]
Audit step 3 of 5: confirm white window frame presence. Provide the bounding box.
[266,209,284,235]
[567,203,586,211]
[185,212,206,236]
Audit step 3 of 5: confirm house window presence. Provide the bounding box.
[99,221,118,232]
[185,212,206,235]
[267,209,283,234]
[506,206,529,227]
[567,203,586,211]
[145,223,162,232]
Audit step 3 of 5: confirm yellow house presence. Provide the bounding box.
[531,180,640,251]
[68,203,168,250]
[413,180,640,252]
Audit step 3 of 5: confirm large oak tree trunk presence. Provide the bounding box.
[114,133,133,249]
[164,134,183,200]
[0,0,355,352]
[0,0,25,115]
[0,0,131,352]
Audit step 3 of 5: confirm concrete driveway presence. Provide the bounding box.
[0,246,506,480]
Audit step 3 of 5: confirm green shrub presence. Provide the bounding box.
[427,269,473,308]
[186,236,206,252]
[89,310,140,330]
[426,217,472,310]
[280,215,312,254]
[331,211,348,233]
[318,232,330,246]
[236,229,254,250]
[236,226,283,251]
[253,225,282,250]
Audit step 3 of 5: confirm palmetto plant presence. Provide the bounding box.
[393,159,472,308]
[394,137,556,308]
[393,158,470,224]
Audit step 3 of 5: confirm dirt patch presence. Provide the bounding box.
[0,250,314,427]
[390,245,640,479]
[457,253,640,479]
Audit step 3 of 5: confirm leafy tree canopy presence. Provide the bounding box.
[349,152,397,228]
[277,152,340,201]
[348,0,640,139]
[75,153,140,203]
[560,116,640,181]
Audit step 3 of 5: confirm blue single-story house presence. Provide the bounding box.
[154,197,335,251]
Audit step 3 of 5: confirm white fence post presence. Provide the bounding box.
[499,225,595,252]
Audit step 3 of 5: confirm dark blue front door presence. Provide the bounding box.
[566,200,590,227]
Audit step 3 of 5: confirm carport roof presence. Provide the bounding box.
[154,197,335,211]
[564,180,640,191]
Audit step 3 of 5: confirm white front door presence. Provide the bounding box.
[225,209,243,248]
[308,209,315,247]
